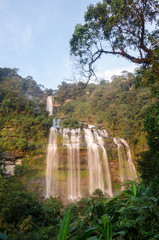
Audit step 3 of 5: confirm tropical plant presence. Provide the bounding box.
[57,210,70,240]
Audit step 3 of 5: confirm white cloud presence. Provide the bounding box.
[96,66,136,81]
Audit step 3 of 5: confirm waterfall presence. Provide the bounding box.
[84,129,104,194]
[45,115,137,200]
[45,96,58,198]
[93,129,113,197]
[119,138,137,179]
[46,96,53,115]
[63,128,81,200]
[113,137,137,190]
[98,129,109,137]
[45,127,58,198]
[84,129,112,196]
[113,138,125,190]
[53,119,61,128]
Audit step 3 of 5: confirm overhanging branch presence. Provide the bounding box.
[90,48,151,64]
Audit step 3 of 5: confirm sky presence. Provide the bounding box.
[0,0,138,90]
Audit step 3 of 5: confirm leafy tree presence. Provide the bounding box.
[0,68,18,80]
[137,103,159,182]
[134,46,159,96]
[42,197,62,225]
[70,0,159,80]
[0,179,42,229]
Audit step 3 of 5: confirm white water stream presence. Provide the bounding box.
[93,129,113,197]
[45,127,58,198]
[119,138,137,179]
[113,137,137,190]
[46,96,53,115]
[84,128,104,194]
[63,128,81,200]
[84,129,113,196]
[113,137,125,190]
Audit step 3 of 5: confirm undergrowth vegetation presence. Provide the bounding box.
[0,178,159,239]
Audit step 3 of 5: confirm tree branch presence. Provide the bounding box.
[91,49,151,64]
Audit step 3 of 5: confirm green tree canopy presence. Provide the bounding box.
[70,0,159,80]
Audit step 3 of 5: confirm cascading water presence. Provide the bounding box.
[53,119,61,128]
[98,129,109,138]
[45,127,58,198]
[46,96,53,115]
[113,137,137,190]
[113,137,125,190]
[93,129,113,197]
[45,96,58,198]
[84,129,113,196]
[63,128,81,200]
[119,138,137,179]
[84,128,104,194]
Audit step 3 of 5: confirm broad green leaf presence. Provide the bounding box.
[105,221,112,240]
[101,216,106,229]
[57,210,70,240]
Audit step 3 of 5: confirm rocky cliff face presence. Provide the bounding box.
[0,151,23,177]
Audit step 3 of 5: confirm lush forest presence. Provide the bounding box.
[0,68,53,184]
[0,0,159,239]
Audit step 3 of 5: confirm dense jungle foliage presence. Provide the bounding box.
[0,178,159,240]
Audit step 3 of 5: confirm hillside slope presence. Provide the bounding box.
[0,68,52,183]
